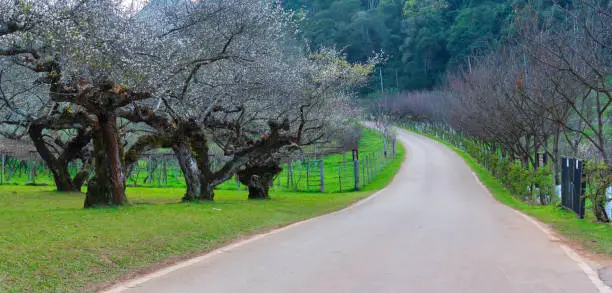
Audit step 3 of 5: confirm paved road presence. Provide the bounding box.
[116,129,600,293]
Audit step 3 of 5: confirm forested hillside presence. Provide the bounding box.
[282,0,555,91]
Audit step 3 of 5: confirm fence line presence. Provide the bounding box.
[273,143,397,192]
[0,137,398,193]
[399,121,590,218]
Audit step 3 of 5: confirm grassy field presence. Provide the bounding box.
[407,129,612,256]
[0,132,405,292]
[274,127,397,193]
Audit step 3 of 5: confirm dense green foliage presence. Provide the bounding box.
[283,0,520,90]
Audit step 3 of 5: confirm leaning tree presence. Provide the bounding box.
[234,49,378,199]
[0,0,172,206]
[121,0,308,201]
[0,1,99,192]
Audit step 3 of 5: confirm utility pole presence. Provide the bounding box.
[380,68,387,112]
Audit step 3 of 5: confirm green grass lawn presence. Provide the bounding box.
[273,127,398,193]
[0,136,405,292]
[406,129,612,256]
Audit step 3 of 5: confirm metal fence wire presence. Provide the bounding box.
[0,139,398,193]
[274,145,397,193]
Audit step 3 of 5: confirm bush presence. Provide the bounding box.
[506,161,531,200]
[533,164,553,205]
[583,161,611,222]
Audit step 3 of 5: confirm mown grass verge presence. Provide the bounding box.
[0,136,405,292]
[405,129,612,257]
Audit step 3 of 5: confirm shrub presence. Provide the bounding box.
[583,161,611,222]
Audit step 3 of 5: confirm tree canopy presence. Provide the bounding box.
[0,0,377,205]
[283,0,523,91]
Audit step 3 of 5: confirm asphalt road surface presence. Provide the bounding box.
[113,129,602,293]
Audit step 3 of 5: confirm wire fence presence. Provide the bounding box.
[0,138,398,193]
[274,146,397,193]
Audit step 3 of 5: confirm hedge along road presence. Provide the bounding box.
[105,128,605,293]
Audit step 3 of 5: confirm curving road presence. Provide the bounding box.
[109,129,603,293]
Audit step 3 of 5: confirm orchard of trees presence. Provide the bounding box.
[0,0,378,207]
[379,0,611,222]
[1,0,608,220]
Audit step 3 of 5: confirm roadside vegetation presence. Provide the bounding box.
[0,130,405,292]
[379,0,610,223]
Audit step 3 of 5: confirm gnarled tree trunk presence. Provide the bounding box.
[28,119,91,192]
[174,140,203,201]
[198,178,215,201]
[238,160,282,199]
[190,125,216,201]
[84,114,127,207]
[169,118,296,202]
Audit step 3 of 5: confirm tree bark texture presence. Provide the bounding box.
[174,140,203,201]
[28,118,91,192]
[84,114,127,207]
[238,160,282,199]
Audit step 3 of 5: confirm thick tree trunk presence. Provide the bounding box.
[48,161,89,192]
[246,174,275,199]
[28,123,89,192]
[173,141,203,201]
[84,115,127,208]
[171,118,293,202]
[72,169,89,191]
[247,175,267,199]
[238,161,282,200]
[188,125,215,201]
[170,124,216,202]
[198,180,215,201]
[53,165,79,192]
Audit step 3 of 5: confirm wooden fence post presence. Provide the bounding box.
[28,152,34,184]
[383,135,388,158]
[297,161,302,191]
[287,162,292,189]
[319,161,325,193]
[162,156,168,185]
[354,160,360,191]
[306,160,310,190]
[338,164,342,192]
[1,153,4,185]
[368,155,373,182]
[365,156,370,185]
